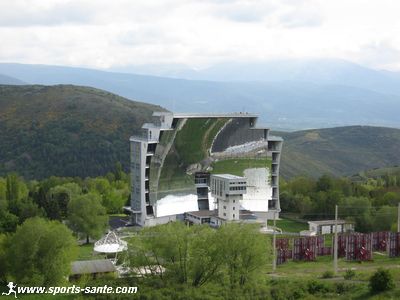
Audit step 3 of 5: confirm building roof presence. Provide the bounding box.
[212,174,245,180]
[186,209,257,220]
[268,135,284,142]
[308,220,351,226]
[142,123,160,129]
[186,210,217,218]
[70,259,116,275]
[153,111,172,117]
[173,112,258,118]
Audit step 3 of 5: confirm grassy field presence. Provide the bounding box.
[268,218,308,233]
[211,158,272,176]
[273,255,400,278]
[77,243,105,261]
[108,213,129,217]
[267,253,400,299]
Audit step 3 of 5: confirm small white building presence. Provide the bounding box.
[308,220,354,235]
[184,174,252,227]
[185,210,215,225]
[184,209,257,227]
[211,174,247,221]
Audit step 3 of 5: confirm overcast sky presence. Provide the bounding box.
[0,0,399,71]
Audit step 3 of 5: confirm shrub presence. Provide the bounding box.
[321,270,334,279]
[307,280,329,294]
[369,268,394,293]
[269,280,306,300]
[344,269,356,280]
[335,282,354,294]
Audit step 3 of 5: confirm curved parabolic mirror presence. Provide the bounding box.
[151,117,272,217]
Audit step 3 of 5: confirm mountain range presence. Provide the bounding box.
[110,59,400,95]
[1,60,400,130]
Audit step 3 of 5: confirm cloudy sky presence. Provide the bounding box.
[0,0,399,71]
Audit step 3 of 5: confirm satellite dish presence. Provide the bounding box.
[94,231,127,254]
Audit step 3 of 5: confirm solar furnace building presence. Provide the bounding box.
[129,112,283,226]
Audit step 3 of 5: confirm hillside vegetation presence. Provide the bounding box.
[277,126,400,178]
[350,166,400,181]
[0,84,163,178]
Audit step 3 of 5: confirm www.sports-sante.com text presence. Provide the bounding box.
[15,284,138,296]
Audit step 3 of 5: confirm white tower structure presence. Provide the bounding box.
[210,174,247,221]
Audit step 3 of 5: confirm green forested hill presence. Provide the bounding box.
[277,126,400,178]
[0,84,163,178]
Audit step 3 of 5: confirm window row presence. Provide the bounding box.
[229,186,246,191]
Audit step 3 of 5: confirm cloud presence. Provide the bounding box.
[0,1,94,27]
[279,10,323,28]
[118,28,173,46]
[212,1,277,23]
[0,0,182,27]
[359,40,400,70]
[0,0,399,71]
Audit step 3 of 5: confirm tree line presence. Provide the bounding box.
[0,164,129,285]
[125,222,270,289]
[0,163,128,234]
[280,174,400,232]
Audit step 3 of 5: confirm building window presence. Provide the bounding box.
[233,200,235,203]
[223,206,226,209]
[233,214,235,218]
[233,207,235,210]
[223,213,226,217]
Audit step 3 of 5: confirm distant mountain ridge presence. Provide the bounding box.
[191,60,400,95]
[0,73,25,85]
[109,59,400,96]
[1,62,400,130]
